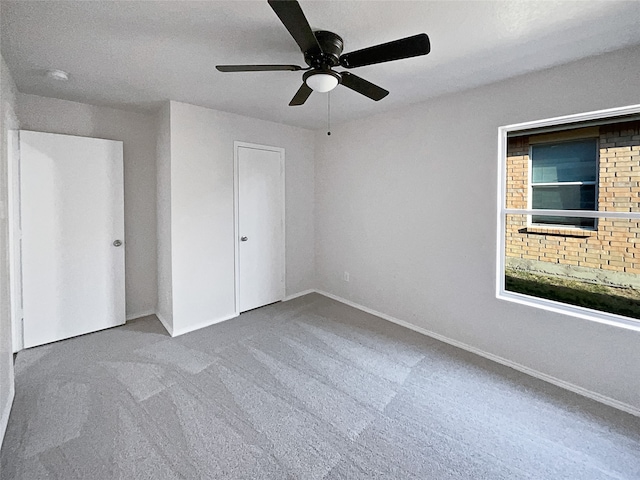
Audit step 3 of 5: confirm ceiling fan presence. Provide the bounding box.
[216,0,431,106]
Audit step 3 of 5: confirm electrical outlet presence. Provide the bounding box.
[343,271,350,282]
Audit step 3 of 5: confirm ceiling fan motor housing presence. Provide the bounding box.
[305,30,344,68]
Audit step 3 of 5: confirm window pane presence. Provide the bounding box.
[532,184,596,227]
[532,184,596,210]
[505,214,640,320]
[531,139,597,183]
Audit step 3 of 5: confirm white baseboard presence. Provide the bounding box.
[283,289,316,302]
[126,309,156,321]
[171,313,239,338]
[0,385,15,449]
[314,289,640,418]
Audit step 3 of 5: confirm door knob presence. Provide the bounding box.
[240,236,248,242]
[113,240,123,247]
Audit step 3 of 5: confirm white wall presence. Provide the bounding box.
[315,45,640,411]
[0,55,19,446]
[156,103,173,331]
[165,101,315,335]
[16,94,158,320]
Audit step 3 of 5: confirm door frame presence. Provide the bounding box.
[7,129,23,352]
[233,141,286,315]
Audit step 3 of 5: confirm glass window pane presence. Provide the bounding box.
[505,214,640,320]
[531,139,597,183]
[532,185,596,210]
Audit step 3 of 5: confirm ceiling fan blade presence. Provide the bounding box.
[340,72,389,101]
[216,65,304,72]
[289,82,313,106]
[339,33,430,68]
[268,0,322,54]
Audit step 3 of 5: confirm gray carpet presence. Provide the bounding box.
[1,293,639,479]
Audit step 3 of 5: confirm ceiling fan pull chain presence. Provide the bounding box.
[327,91,331,136]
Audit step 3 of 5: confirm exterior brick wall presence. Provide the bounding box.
[505,121,640,276]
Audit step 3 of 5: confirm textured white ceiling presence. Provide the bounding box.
[2,0,640,130]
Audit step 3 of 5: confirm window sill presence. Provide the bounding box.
[497,290,640,333]
[520,226,597,237]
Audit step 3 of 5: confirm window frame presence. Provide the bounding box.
[527,137,599,230]
[497,104,640,332]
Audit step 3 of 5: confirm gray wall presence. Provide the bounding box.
[314,46,640,411]
[16,94,158,320]
[0,55,19,446]
[160,101,316,335]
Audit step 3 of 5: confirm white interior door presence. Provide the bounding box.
[237,144,285,313]
[20,131,125,348]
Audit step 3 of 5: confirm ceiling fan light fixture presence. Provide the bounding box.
[304,70,340,93]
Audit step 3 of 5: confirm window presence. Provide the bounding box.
[530,139,597,228]
[498,105,640,331]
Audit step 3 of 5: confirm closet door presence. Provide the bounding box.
[237,144,285,312]
[20,131,125,348]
